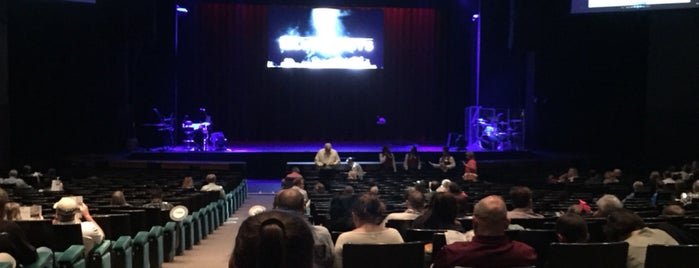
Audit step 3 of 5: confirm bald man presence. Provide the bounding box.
[433,195,536,268]
[314,143,340,181]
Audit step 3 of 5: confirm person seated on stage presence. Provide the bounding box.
[507,186,544,219]
[411,192,464,232]
[110,191,131,207]
[273,189,334,268]
[605,209,678,268]
[593,194,623,217]
[53,197,105,255]
[382,190,425,226]
[403,145,422,173]
[229,210,314,268]
[333,194,404,268]
[555,213,589,243]
[432,195,537,268]
[142,188,175,210]
[201,173,225,198]
[462,151,478,182]
[346,157,365,181]
[378,145,397,173]
[429,147,456,174]
[315,143,341,181]
[2,169,30,188]
[0,188,39,266]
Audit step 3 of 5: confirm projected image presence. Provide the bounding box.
[267,7,384,69]
[589,0,690,8]
[572,0,699,13]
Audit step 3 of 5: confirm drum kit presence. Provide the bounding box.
[144,107,216,151]
[476,117,522,151]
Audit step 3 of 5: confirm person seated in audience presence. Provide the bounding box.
[4,202,21,220]
[181,176,196,191]
[429,147,456,174]
[382,190,425,226]
[200,173,225,198]
[593,194,623,217]
[312,182,326,195]
[433,195,536,268]
[368,185,379,196]
[648,171,662,190]
[274,189,334,268]
[661,170,676,185]
[622,181,647,204]
[462,151,478,182]
[604,209,678,268]
[142,188,174,210]
[229,210,314,268]
[602,170,620,184]
[690,180,699,198]
[2,170,30,188]
[424,180,440,203]
[53,197,105,255]
[403,145,422,173]
[558,167,580,183]
[110,190,131,206]
[656,204,699,244]
[436,179,451,193]
[565,200,592,217]
[0,188,38,266]
[507,186,544,219]
[555,213,589,243]
[290,177,309,206]
[315,143,341,181]
[328,186,356,232]
[333,193,404,268]
[286,166,304,180]
[411,192,464,231]
[346,157,365,181]
[378,145,397,173]
[449,184,469,218]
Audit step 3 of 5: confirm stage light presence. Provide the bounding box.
[176,5,188,14]
[471,14,480,22]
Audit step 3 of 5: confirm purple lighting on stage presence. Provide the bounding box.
[176,5,188,14]
[471,14,480,21]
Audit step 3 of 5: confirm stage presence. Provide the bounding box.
[111,141,580,181]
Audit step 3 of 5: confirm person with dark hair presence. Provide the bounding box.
[429,147,456,174]
[181,176,195,191]
[53,197,105,255]
[555,213,589,243]
[433,195,536,268]
[462,151,478,182]
[142,188,174,210]
[507,186,543,219]
[411,192,464,231]
[0,188,38,266]
[229,210,314,268]
[604,209,677,268]
[274,189,334,268]
[333,194,403,268]
[312,182,326,195]
[328,186,356,232]
[403,145,422,173]
[110,191,131,206]
[382,190,425,225]
[201,173,225,198]
[378,145,397,173]
[449,184,469,217]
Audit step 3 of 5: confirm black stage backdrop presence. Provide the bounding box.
[176,3,468,143]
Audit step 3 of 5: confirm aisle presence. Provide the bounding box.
[162,194,275,268]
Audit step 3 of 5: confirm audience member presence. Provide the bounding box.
[290,177,309,207]
[333,194,404,268]
[368,185,379,196]
[507,186,544,219]
[346,157,365,181]
[602,171,620,184]
[593,194,623,217]
[4,202,21,220]
[53,197,105,255]
[286,166,304,180]
[558,168,580,183]
[378,145,397,173]
[656,204,699,244]
[200,173,225,198]
[412,192,464,231]
[382,190,425,225]
[312,182,326,195]
[315,143,341,181]
[229,210,314,268]
[622,181,646,203]
[328,186,356,232]
[555,213,589,243]
[462,151,478,182]
[449,184,469,217]
[436,179,451,193]
[429,147,456,174]
[604,209,677,268]
[0,188,38,266]
[110,191,131,206]
[433,195,536,268]
[2,170,30,188]
[403,145,422,173]
[181,176,195,191]
[661,204,684,217]
[274,189,334,268]
[566,201,592,217]
[142,188,174,210]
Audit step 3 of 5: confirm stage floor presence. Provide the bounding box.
[153,141,447,153]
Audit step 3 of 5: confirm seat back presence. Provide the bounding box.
[148,226,164,268]
[385,219,413,241]
[509,229,557,267]
[343,242,424,268]
[15,219,54,248]
[52,224,84,252]
[645,244,699,268]
[547,242,628,268]
[510,218,548,229]
[112,210,148,236]
[406,228,447,243]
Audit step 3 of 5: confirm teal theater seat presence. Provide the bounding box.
[147,226,164,268]
[56,245,86,268]
[111,236,133,268]
[132,231,150,268]
[163,222,177,262]
[86,240,111,268]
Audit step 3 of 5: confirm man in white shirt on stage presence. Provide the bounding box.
[315,143,341,181]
